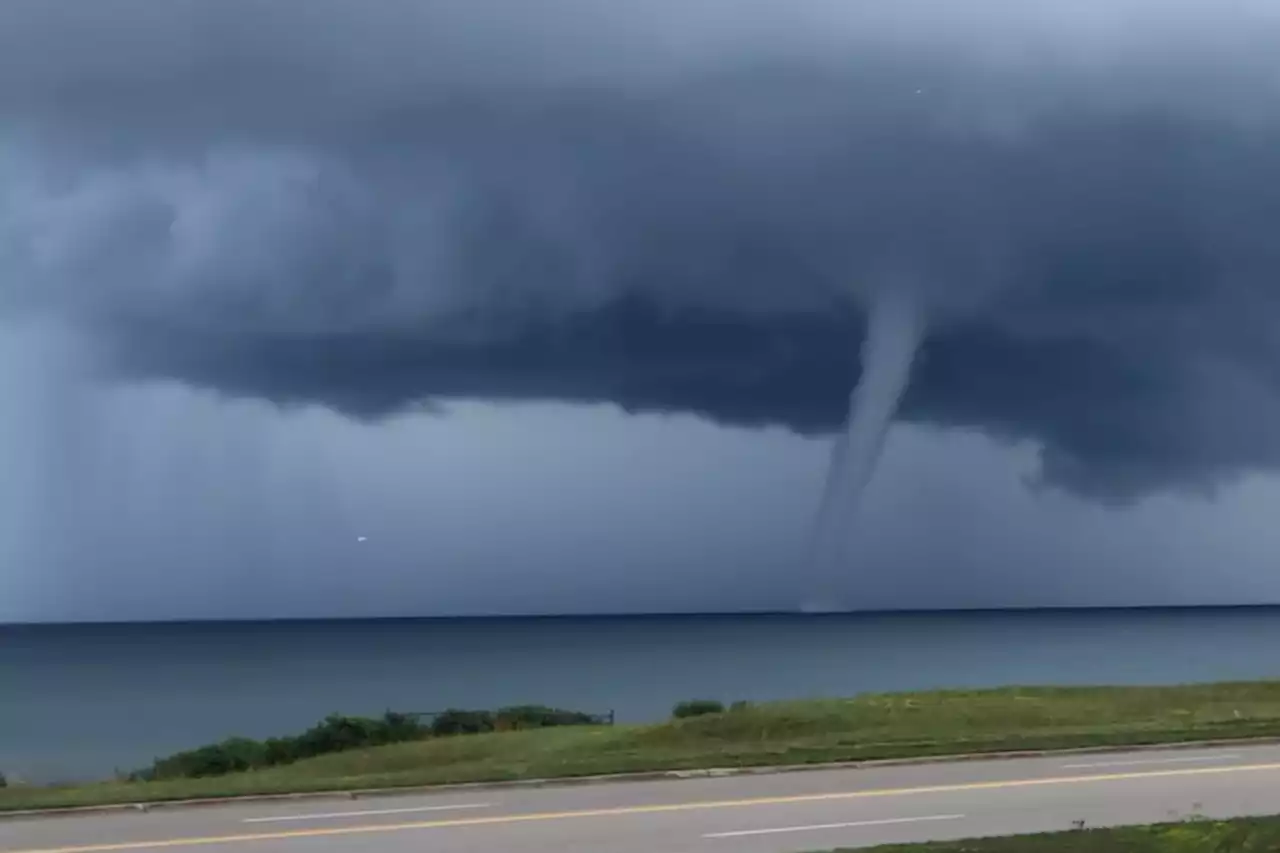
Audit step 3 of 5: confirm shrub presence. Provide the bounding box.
[134,704,602,781]
[149,737,269,779]
[0,771,7,788]
[263,736,297,767]
[729,700,752,712]
[296,715,383,759]
[430,709,496,736]
[142,711,431,780]
[494,705,600,730]
[672,699,725,719]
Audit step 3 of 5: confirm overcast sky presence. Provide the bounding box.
[4,0,1280,622]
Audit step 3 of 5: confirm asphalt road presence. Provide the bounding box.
[4,745,1280,853]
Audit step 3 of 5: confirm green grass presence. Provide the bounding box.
[848,815,1280,851]
[6,681,1280,812]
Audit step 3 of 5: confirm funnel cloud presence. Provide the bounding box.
[807,284,926,604]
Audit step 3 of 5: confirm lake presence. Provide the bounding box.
[3,607,1280,782]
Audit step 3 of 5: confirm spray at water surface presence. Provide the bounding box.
[804,284,926,610]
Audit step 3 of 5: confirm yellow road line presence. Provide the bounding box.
[11,760,1280,853]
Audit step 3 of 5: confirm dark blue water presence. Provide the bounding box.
[4,608,1280,783]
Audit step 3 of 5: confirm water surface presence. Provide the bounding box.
[3,608,1279,781]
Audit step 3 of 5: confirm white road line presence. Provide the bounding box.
[241,803,493,823]
[703,813,965,839]
[1061,754,1242,770]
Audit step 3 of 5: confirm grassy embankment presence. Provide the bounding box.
[6,681,1280,812]
[843,814,1280,852]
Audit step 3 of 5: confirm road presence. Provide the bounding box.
[3,745,1280,853]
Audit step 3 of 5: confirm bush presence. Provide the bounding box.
[0,771,7,788]
[672,700,725,719]
[494,705,600,731]
[429,706,603,735]
[729,700,752,712]
[263,736,297,767]
[429,709,496,736]
[293,713,409,759]
[135,704,604,781]
[149,737,269,780]
[143,711,431,780]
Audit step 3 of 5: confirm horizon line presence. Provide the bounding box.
[5,601,1279,629]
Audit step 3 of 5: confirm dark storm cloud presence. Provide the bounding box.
[4,0,1280,500]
